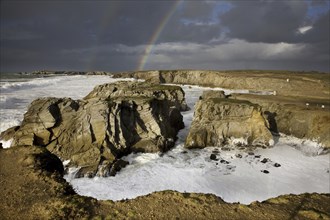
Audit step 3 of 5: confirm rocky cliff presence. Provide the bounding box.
[231,94,330,152]
[114,70,330,99]
[185,91,273,149]
[0,82,186,177]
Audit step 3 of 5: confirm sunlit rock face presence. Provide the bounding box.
[1,82,186,177]
[185,91,273,149]
[84,81,189,111]
[114,70,330,100]
[231,93,330,151]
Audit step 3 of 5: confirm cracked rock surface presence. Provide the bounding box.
[185,91,273,149]
[0,82,186,177]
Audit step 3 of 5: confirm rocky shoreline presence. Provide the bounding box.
[114,70,330,150]
[1,70,329,219]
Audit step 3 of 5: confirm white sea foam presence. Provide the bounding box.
[66,167,81,180]
[276,134,327,156]
[63,160,71,166]
[0,76,69,92]
[65,140,329,204]
[1,139,12,148]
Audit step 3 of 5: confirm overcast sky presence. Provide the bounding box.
[1,0,329,73]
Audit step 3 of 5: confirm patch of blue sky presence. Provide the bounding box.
[180,1,233,26]
[306,0,329,21]
[211,1,234,21]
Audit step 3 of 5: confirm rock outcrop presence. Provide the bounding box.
[231,93,330,152]
[84,81,189,111]
[185,91,273,149]
[0,82,186,177]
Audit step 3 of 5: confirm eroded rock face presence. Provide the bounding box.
[231,93,330,152]
[1,82,185,177]
[185,91,273,149]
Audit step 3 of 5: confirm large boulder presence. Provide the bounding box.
[1,82,185,177]
[185,91,273,149]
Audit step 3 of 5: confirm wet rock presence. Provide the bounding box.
[261,170,270,174]
[274,163,281,167]
[109,159,129,176]
[261,158,270,163]
[210,154,217,161]
[185,91,273,149]
[254,155,261,158]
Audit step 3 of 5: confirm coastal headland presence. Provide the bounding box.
[1,70,329,219]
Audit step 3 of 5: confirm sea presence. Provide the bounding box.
[0,73,329,204]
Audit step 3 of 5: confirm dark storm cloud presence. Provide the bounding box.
[1,1,218,47]
[310,0,329,7]
[0,0,329,72]
[180,1,214,21]
[218,0,329,72]
[220,0,329,45]
[301,11,329,43]
[0,0,221,72]
[220,0,308,43]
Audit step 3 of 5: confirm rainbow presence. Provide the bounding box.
[137,0,182,71]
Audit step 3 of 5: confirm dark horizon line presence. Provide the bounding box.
[1,68,329,75]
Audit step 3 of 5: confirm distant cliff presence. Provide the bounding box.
[114,70,330,99]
